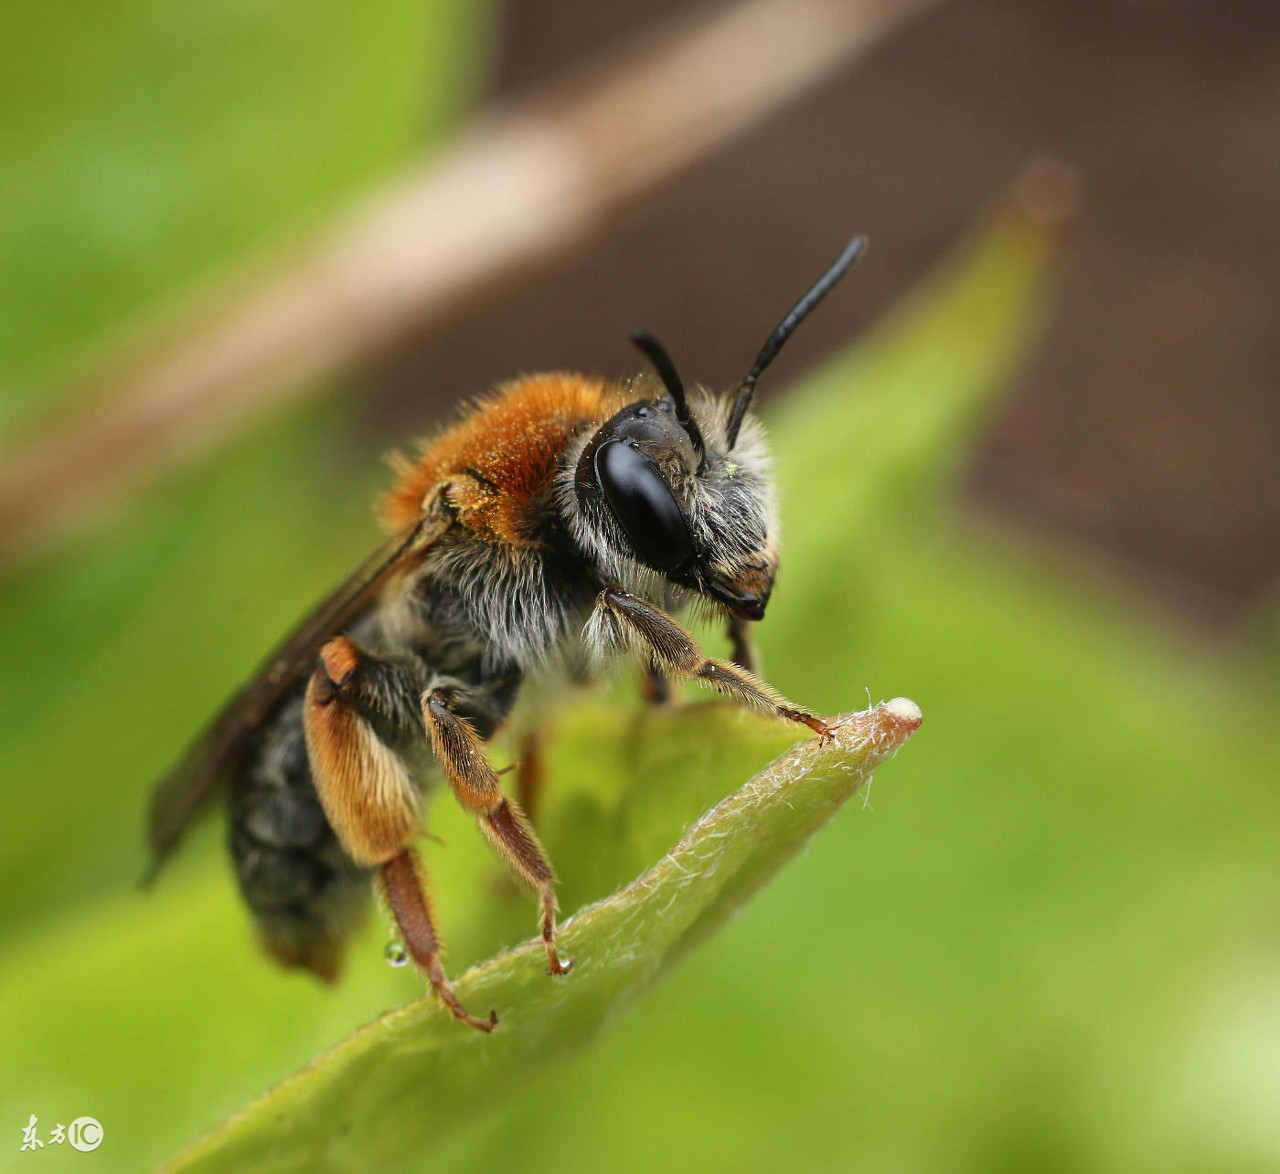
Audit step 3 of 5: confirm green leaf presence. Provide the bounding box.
[161,701,923,1174]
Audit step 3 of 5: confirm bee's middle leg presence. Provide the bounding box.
[423,687,573,976]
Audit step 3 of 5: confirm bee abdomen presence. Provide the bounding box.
[228,696,370,982]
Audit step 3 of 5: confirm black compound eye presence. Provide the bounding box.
[593,440,694,573]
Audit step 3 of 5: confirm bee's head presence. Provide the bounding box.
[568,382,777,620]
[562,235,867,621]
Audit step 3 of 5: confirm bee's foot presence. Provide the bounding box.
[780,708,838,744]
[435,983,497,1032]
[547,952,575,977]
[812,719,841,747]
[454,1007,498,1033]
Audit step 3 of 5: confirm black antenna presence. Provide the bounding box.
[631,329,706,461]
[725,234,868,448]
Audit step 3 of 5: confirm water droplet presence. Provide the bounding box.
[384,940,408,967]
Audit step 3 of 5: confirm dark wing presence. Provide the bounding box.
[145,516,438,881]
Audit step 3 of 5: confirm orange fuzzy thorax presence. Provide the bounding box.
[381,373,629,545]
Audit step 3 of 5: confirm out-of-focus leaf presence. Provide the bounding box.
[768,204,1058,567]
[0,0,488,436]
[161,701,923,1174]
[0,0,486,943]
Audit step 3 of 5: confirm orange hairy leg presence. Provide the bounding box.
[305,639,499,1028]
[423,688,573,976]
[596,588,836,741]
[303,637,423,866]
[381,848,496,1032]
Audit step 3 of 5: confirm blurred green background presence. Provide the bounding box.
[1,1,1278,1172]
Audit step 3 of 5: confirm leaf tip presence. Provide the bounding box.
[823,696,923,763]
[879,695,923,735]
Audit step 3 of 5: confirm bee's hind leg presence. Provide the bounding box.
[380,846,496,1032]
[306,637,495,1031]
[423,686,574,977]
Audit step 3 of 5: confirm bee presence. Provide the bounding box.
[146,235,867,1031]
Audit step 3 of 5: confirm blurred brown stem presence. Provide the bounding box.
[0,0,932,569]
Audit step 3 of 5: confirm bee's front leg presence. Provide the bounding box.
[423,686,574,977]
[305,637,496,1032]
[594,587,835,740]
